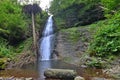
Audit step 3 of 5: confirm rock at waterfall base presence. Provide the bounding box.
[74,76,85,80]
[44,69,77,79]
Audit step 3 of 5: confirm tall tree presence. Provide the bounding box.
[23,4,41,53]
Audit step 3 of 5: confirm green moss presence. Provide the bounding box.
[61,27,80,43]
[86,57,106,68]
[0,58,7,70]
[63,57,72,63]
[55,17,66,30]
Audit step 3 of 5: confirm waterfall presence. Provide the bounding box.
[40,15,54,61]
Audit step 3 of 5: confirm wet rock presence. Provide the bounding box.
[15,78,27,80]
[7,76,15,80]
[103,65,120,79]
[0,77,34,80]
[74,76,85,80]
[0,77,3,80]
[81,65,87,68]
[16,78,23,80]
[91,77,112,80]
[56,27,92,65]
[20,77,25,80]
[25,78,33,80]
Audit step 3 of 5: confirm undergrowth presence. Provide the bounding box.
[0,37,32,59]
[86,12,120,68]
[89,12,120,57]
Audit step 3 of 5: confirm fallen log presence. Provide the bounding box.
[44,69,77,79]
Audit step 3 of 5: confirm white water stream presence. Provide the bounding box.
[40,15,54,61]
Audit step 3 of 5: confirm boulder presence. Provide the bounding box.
[44,69,77,79]
[0,77,3,80]
[92,77,109,80]
[25,78,33,80]
[74,76,85,80]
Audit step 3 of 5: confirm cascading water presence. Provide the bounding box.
[40,15,54,61]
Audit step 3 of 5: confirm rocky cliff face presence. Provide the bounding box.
[53,3,105,64]
[55,27,92,65]
[53,4,105,60]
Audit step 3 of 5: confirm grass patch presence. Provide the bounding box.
[61,27,80,43]
[62,57,72,63]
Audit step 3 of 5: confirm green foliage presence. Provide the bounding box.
[35,11,48,28]
[0,0,46,69]
[0,59,6,69]
[0,0,33,59]
[50,0,103,29]
[54,17,66,30]
[50,0,101,15]
[86,57,106,68]
[15,37,33,53]
[89,12,120,57]
[0,0,27,44]
[50,0,89,15]
[61,27,80,43]
[0,37,33,60]
[101,0,120,10]
[0,38,15,58]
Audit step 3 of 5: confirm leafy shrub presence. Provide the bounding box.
[86,57,106,68]
[101,0,120,10]
[0,0,27,44]
[0,59,6,69]
[89,12,120,57]
[0,38,14,58]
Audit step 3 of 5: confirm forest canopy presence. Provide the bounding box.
[0,0,27,44]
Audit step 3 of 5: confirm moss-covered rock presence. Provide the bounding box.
[44,69,77,79]
[0,58,7,70]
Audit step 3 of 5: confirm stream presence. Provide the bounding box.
[40,15,55,61]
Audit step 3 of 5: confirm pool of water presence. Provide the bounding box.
[0,60,112,80]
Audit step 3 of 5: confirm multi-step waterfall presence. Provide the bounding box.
[40,15,54,61]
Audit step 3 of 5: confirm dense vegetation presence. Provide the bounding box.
[0,0,27,58]
[50,0,120,68]
[50,0,105,29]
[0,0,48,69]
[88,0,120,57]
[0,0,27,44]
[89,13,120,57]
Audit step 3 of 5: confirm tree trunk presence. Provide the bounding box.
[32,12,37,53]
